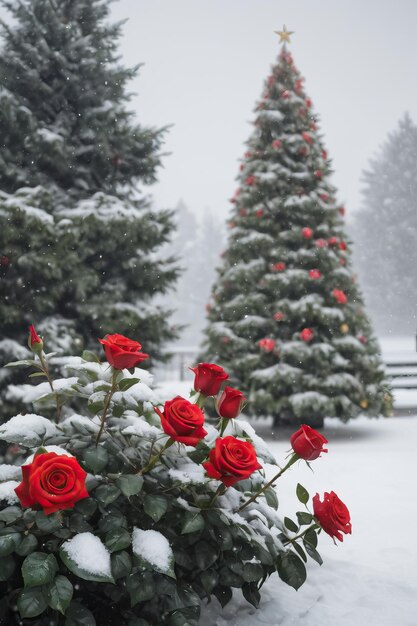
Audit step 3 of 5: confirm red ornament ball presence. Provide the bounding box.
[314,170,323,179]
[258,338,276,352]
[271,262,286,272]
[255,208,264,218]
[315,238,328,248]
[332,289,348,305]
[319,193,329,202]
[272,139,282,150]
[309,269,322,280]
[338,206,346,216]
[274,312,286,322]
[300,328,314,342]
[244,151,253,159]
[302,132,313,144]
[282,90,290,99]
[358,335,367,344]
[306,98,312,108]
[328,236,339,246]
[245,175,256,186]
[339,241,347,251]
[322,149,328,160]
[302,227,314,239]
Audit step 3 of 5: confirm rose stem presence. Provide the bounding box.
[238,453,299,512]
[207,483,226,508]
[282,523,319,545]
[95,369,118,445]
[139,438,175,475]
[39,351,60,423]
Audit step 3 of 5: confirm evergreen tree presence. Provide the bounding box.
[201,41,390,427]
[0,0,178,413]
[351,113,417,335]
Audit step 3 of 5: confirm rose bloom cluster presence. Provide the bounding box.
[15,329,352,547]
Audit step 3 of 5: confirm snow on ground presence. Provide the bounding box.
[156,379,417,625]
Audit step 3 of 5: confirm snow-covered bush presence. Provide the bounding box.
[0,328,351,625]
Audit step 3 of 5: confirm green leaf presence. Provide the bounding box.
[277,552,307,590]
[0,532,21,556]
[87,399,105,414]
[284,517,299,533]
[35,510,62,532]
[116,474,144,497]
[200,570,218,594]
[16,533,38,557]
[84,447,108,473]
[111,551,132,579]
[0,554,16,580]
[181,512,205,535]
[126,572,155,607]
[303,528,318,549]
[5,359,38,368]
[59,545,114,584]
[242,582,261,608]
[304,542,323,565]
[22,552,58,588]
[264,486,279,510]
[212,585,232,608]
[144,494,168,522]
[17,587,48,619]
[65,600,96,626]
[118,378,140,392]
[28,371,47,378]
[241,562,264,583]
[296,483,309,505]
[194,541,219,570]
[82,350,101,363]
[74,498,97,519]
[105,528,131,552]
[47,575,73,614]
[291,542,307,563]
[94,483,121,506]
[0,505,22,523]
[296,511,313,526]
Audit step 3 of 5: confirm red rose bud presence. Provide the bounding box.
[302,227,314,239]
[258,338,276,352]
[300,328,314,342]
[271,262,286,272]
[203,436,262,487]
[15,452,88,516]
[98,333,149,370]
[309,269,321,280]
[216,386,247,420]
[155,396,207,446]
[28,325,43,354]
[332,289,347,305]
[190,362,228,396]
[313,491,352,542]
[290,424,328,460]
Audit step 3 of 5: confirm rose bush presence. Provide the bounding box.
[0,329,351,626]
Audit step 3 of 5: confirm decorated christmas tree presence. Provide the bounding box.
[351,113,417,335]
[0,0,178,414]
[201,28,390,427]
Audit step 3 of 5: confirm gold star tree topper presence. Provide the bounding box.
[275,25,294,44]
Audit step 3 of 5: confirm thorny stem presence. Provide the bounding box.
[139,438,174,475]
[95,370,118,445]
[207,483,226,508]
[238,453,299,512]
[39,352,60,423]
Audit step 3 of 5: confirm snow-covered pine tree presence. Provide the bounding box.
[0,0,178,414]
[351,113,417,335]
[201,38,390,427]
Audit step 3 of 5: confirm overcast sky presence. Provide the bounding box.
[111,0,417,222]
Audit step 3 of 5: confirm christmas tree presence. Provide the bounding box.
[351,113,417,335]
[201,29,390,427]
[0,0,178,414]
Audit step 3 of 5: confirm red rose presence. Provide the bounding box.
[313,491,352,542]
[302,227,313,239]
[98,333,149,369]
[15,452,88,516]
[332,289,347,305]
[216,386,246,420]
[290,425,328,460]
[309,269,321,280]
[190,362,228,396]
[154,396,207,446]
[300,328,314,342]
[258,338,276,352]
[203,436,262,487]
[271,262,286,272]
